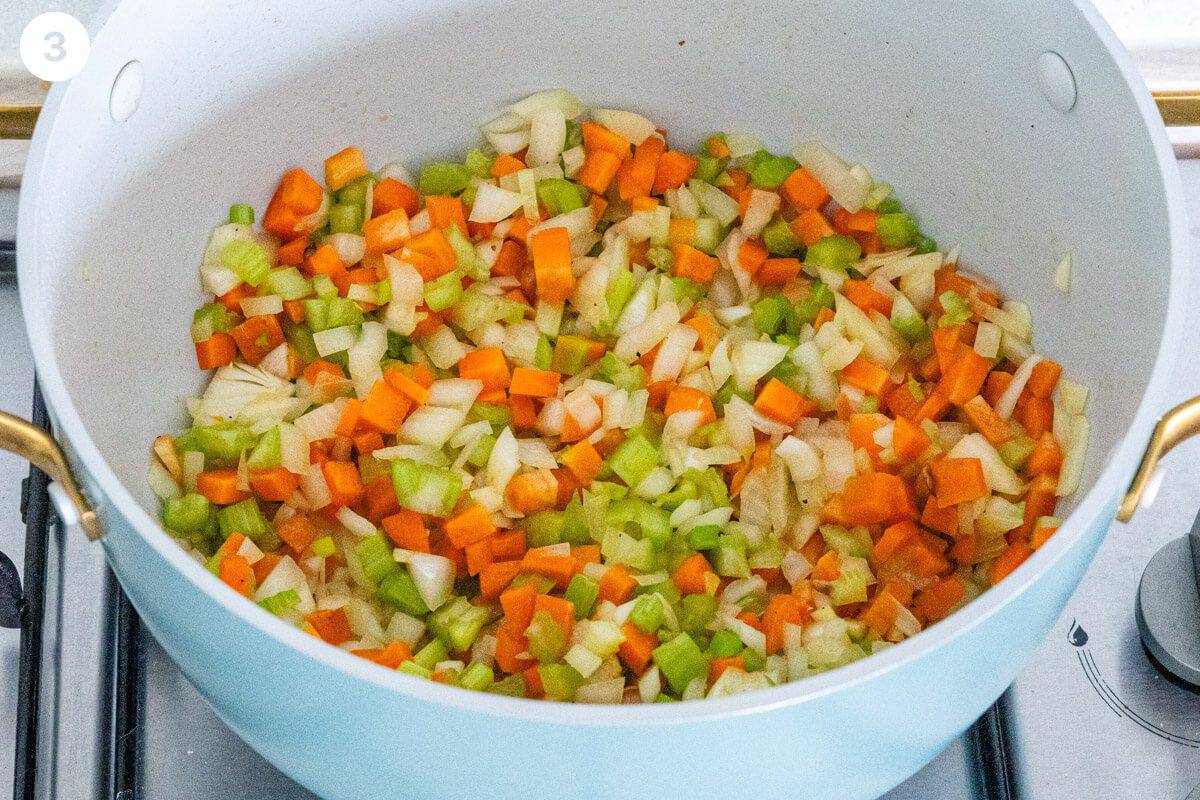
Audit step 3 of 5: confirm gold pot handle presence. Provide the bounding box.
[1119,397,1200,523]
[0,411,102,540]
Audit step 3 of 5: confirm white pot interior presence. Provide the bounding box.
[23,0,1173,543]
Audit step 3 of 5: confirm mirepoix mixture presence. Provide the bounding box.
[149,89,1090,703]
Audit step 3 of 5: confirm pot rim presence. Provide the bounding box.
[16,0,1191,726]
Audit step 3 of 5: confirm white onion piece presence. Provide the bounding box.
[313,326,356,358]
[398,406,467,449]
[525,106,567,167]
[421,325,469,370]
[336,507,377,538]
[469,182,525,223]
[427,378,483,409]
[295,397,349,442]
[407,552,454,612]
[507,88,585,121]
[614,301,680,361]
[994,354,1042,420]
[299,464,332,509]
[324,232,366,266]
[794,140,869,212]
[651,324,700,383]
[590,108,654,144]
[740,189,780,238]
[253,556,315,613]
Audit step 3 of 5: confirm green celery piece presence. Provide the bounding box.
[459,662,494,692]
[392,459,462,516]
[563,119,583,150]
[751,294,791,336]
[525,610,568,663]
[862,182,893,210]
[487,674,527,697]
[386,331,411,360]
[533,335,553,371]
[413,639,450,670]
[523,510,565,547]
[536,178,587,216]
[646,246,673,272]
[228,204,255,225]
[429,597,493,651]
[747,150,801,189]
[938,290,971,327]
[335,174,375,207]
[265,267,313,301]
[539,663,584,701]
[607,497,671,548]
[449,288,526,331]
[398,661,433,679]
[680,593,716,634]
[794,281,835,325]
[378,567,430,615]
[629,595,665,633]
[805,234,861,271]
[467,433,496,469]
[419,162,472,196]
[328,203,363,234]
[467,402,512,429]
[220,239,270,287]
[682,468,731,509]
[692,217,723,254]
[424,270,463,312]
[742,648,766,672]
[310,536,335,558]
[686,525,721,551]
[829,567,869,606]
[464,148,493,178]
[216,499,278,549]
[658,481,698,512]
[600,529,656,572]
[607,433,659,489]
[176,422,259,466]
[761,216,800,255]
[877,212,919,248]
[653,633,708,693]
[551,335,598,375]
[596,352,645,392]
[668,277,704,303]
[859,396,880,413]
[284,322,320,364]
[998,435,1036,470]
[445,226,488,281]
[327,297,365,328]
[914,234,938,254]
[707,629,744,658]
[563,574,600,619]
[303,299,330,332]
[875,198,903,214]
[604,270,635,324]
[258,589,300,616]
[560,498,591,545]
[190,303,232,343]
[161,493,212,535]
[356,534,396,586]
[246,426,282,470]
[313,274,338,299]
[890,292,929,343]
[694,153,728,183]
[820,525,872,558]
[712,533,751,578]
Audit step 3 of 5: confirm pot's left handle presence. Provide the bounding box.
[0,411,101,541]
[1119,397,1200,522]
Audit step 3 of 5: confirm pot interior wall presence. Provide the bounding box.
[27,0,1169,519]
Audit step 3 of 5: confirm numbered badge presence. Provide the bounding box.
[20,12,90,82]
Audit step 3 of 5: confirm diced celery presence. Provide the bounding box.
[604,270,636,323]
[805,235,861,272]
[429,596,493,651]
[161,492,212,536]
[762,216,800,255]
[658,481,698,512]
[938,290,971,327]
[862,182,893,210]
[245,427,282,471]
[998,435,1036,470]
[445,224,488,281]
[601,529,656,572]
[914,234,937,254]
[536,178,587,216]
[356,534,397,586]
[742,648,766,672]
[668,277,704,303]
[596,352,645,392]
[329,203,363,234]
[794,281,835,325]
[228,204,255,225]
[311,535,335,558]
[707,629,744,658]
[284,322,320,364]
[190,303,233,343]
[890,292,929,342]
[682,468,730,509]
[378,567,430,615]
[424,270,463,312]
[877,212,919,248]
[449,288,525,331]
[712,533,751,578]
[539,663,584,701]
[692,217,723,255]
[258,589,300,616]
[630,595,665,633]
[392,459,462,517]
[560,498,590,545]
[680,593,716,634]
[828,556,871,606]
[653,633,708,693]
[398,661,433,679]
[313,274,338,299]
[564,574,600,619]
[526,610,569,663]
[647,245,673,272]
[746,150,801,189]
[217,499,278,549]
[467,402,512,429]
[336,174,375,207]
[686,525,721,551]
[820,525,872,558]
[265,267,313,301]
[176,422,259,466]
[751,293,796,336]
[875,198,903,214]
[533,334,553,371]
[607,497,671,548]
[523,510,565,547]
[467,433,496,469]
[459,662,494,692]
[607,433,659,489]
[413,639,450,670]
[694,153,727,183]
[419,162,473,196]
[551,335,598,375]
[487,674,527,697]
[220,239,270,287]
[464,148,493,179]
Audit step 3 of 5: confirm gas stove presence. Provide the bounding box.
[1,167,1198,800]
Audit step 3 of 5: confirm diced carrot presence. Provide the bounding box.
[352,430,384,457]
[840,357,891,395]
[936,268,1000,307]
[885,380,922,421]
[493,620,533,673]
[860,589,901,637]
[219,554,255,597]
[872,521,917,564]
[737,239,769,275]
[230,314,285,366]
[363,208,412,255]
[962,395,1015,445]
[359,474,399,522]
[195,333,238,370]
[931,326,965,375]
[757,257,803,287]
[983,371,1013,407]
[664,385,718,425]
[618,135,666,200]
[500,582,539,631]
[352,641,413,669]
[490,239,527,279]
[509,395,538,431]
[790,208,836,245]
[581,120,631,157]
[841,472,918,525]
[989,541,1033,585]
[763,593,806,655]
[941,347,992,406]
[618,622,658,674]
[914,575,965,623]
[458,347,511,391]
[1020,397,1055,439]
[249,467,300,502]
[650,151,698,195]
[505,469,559,516]
[304,244,345,281]
[780,167,831,210]
[561,439,605,486]
[629,196,660,212]
[382,509,430,552]
[358,378,411,434]
[708,656,746,684]
[813,306,836,331]
[1021,472,1059,534]
[932,458,988,507]
[1027,432,1064,476]
[753,378,815,426]
[841,279,893,316]
[576,150,623,194]
[425,195,468,236]
[812,549,841,582]
[672,554,714,596]
[262,168,324,239]
[276,514,318,554]
[196,469,249,505]
[276,236,309,266]
[949,534,978,563]
[916,385,951,422]
[324,146,367,192]
[533,594,576,639]
[402,228,456,280]
[510,367,560,398]
[920,497,960,537]
[304,358,344,384]
[464,538,494,576]
[668,217,697,247]
[528,226,575,304]
[335,398,363,438]
[444,504,498,549]
[599,563,637,604]
[383,369,430,406]
[490,531,527,561]
[372,178,420,217]
[321,460,364,508]
[670,243,718,284]
[491,153,526,178]
[305,607,354,645]
[892,416,931,461]
[1030,518,1059,550]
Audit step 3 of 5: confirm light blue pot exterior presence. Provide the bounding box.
[16,0,1191,797]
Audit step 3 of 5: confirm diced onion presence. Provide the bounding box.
[525,106,567,167]
[313,325,356,358]
[590,108,655,144]
[1054,253,1072,294]
[995,354,1042,420]
[407,552,455,611]
[336,507,377,537]
[794,140,869,212]
[325,232,366,266]
[469,182,525,223]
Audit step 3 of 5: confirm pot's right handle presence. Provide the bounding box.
[1119,397,1200,522]
[0,411,101,540]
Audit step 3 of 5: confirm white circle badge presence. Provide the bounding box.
[20,12,90,82]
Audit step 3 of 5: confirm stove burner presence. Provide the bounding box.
[1135,512,1200,687]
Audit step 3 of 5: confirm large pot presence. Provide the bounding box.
[5,1,1194,797]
